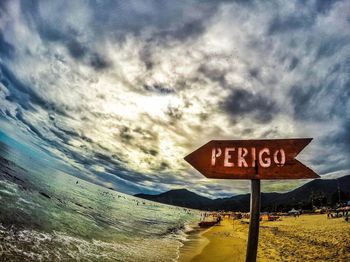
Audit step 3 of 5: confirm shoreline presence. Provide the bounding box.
[177,224,211,262]
[177,214,350,261]
[178,219,247,262]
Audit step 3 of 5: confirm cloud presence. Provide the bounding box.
[222,88,278,123]
[0,0,349,197]
[0,31,15,59]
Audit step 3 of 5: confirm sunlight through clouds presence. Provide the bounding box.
[0,0,349,197]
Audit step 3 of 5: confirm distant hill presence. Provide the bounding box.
[135,189,213,209]
[135,175,350,212]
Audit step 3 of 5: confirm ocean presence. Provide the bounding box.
[0,139,199,261]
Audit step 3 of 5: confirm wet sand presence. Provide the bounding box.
[179,219,246,262]
[179,214,350,261]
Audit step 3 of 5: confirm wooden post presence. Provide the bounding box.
[185,139,318,261]
[245,179,261,262]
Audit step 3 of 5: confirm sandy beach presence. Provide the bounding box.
[179,214,350,261]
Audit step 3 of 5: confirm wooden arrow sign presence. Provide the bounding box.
[184,138,319,179]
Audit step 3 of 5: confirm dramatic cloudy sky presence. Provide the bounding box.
[0,0,349,198]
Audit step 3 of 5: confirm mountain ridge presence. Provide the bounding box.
[135,175,350,212]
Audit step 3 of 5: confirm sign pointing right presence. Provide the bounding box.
[184,138,319,180]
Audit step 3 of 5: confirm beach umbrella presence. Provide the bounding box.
[288,208,299,214]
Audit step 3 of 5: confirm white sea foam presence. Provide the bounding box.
[0,189,14,195]
[0,224,187,261]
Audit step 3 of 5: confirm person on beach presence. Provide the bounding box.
[216,215,222,224]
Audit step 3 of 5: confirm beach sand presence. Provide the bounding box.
[179,214,350,261]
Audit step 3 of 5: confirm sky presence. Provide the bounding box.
[0,0,349,198]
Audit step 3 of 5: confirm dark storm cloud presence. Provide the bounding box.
[138,45,154,70]
[49,128,71,145]
[0,0,230,195]
[12,107,136,185]
[267,0,342,36]
[51,123,93,145]
[288,57,299,71]
[19,1,66,43]
[151,19,206,41]
[1,64,37,111]
[267,14,316,35]
[158,161,170,171]
[316,36,350,59]
[290,77,350,121]
[93,152,119,165]
[0,64,70,116]
[313,0,343,14]
[222,88,278,123]
[3,109,15,120]
[289,85,319,120]
[1,0,350,197]
[248,68,260,79]
[140,146,158,156]
[143,84,175,95]
[85,0,218,40]
[325,120,350,154]
[47,129,132,177]
[66,39,88,59]
[13,111,76,165]
[17,0,221,73]
[0,31,15,59]
[89,53,111,71]
[39,129,141,187]
[307,116,350,175]
[198,65,228,89]
[17,0,113,71]
[119,126,133,143]
[15,109,46,141]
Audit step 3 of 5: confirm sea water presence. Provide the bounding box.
[0,141,199,261]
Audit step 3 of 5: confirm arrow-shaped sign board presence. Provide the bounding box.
[184,138,319,180]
